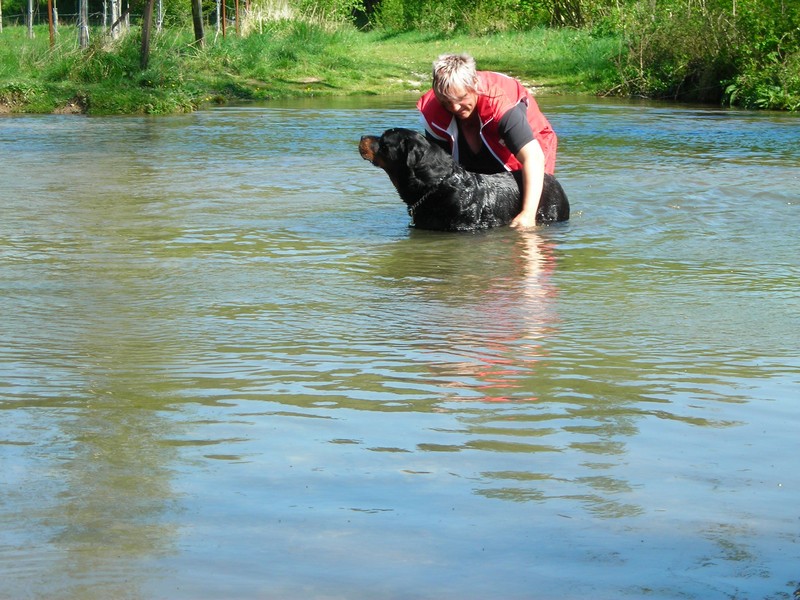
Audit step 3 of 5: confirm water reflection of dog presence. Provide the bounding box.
[372,230,562,404]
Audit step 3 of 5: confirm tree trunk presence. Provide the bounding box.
[191,0,204,47]
[110,0,119,39]
[221,0,226,37]
[47,0,54,46]
[140,0,155,69]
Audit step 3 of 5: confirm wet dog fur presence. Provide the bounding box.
[359,127,569,231]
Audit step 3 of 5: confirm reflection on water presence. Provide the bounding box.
[1,97,799,599]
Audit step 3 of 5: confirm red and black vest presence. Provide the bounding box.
[417,71,557,174]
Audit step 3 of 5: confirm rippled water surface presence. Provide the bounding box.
[2,96,799,599]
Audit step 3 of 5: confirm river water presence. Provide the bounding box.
[1,96,798,599]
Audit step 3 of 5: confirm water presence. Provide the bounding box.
[1,96,798,599]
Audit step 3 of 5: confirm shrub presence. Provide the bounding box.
[606,0,800,109]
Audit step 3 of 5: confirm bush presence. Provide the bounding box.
[609,0,739,102]
[722,0,800,109]
[606,0,800,109]
[371,0,554,33]
[725,52,800,111]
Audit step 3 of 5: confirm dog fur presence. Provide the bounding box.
[359,127,569,231]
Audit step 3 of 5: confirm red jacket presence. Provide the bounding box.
[417,71,557,174]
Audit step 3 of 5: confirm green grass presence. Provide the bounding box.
[0,22,620,114]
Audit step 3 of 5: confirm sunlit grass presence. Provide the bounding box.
[0,22,619,114]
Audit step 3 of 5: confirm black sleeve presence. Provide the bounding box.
[498,103,535,155]
[424,131,450,153]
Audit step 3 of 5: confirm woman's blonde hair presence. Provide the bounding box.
[432,53,479,100]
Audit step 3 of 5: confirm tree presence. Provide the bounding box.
[47,0,54,46]
[110,0,120,39]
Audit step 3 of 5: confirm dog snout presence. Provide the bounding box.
[359,135,379,162]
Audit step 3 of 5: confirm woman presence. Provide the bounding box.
[417,53,558,228]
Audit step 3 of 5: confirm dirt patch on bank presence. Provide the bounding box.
[54,95,89,114]
[0,97,19,113]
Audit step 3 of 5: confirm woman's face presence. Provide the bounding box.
[435,86,478,120]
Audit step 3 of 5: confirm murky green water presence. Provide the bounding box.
[1,96,799,599]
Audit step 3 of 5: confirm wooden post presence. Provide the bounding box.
[140,0,155,69]
[78,0,89,48]
[191,0,204,47]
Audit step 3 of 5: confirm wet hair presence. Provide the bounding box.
[432,53,479,100]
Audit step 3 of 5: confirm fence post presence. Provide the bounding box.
[140,0,155,68]
[78,0,89,48]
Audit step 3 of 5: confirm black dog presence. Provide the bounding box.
[359,128,569,231]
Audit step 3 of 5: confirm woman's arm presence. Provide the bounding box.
[509,139,545,229]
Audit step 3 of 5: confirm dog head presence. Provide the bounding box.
[359,128,449,193]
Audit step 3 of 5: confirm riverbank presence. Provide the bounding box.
[1,23,619,115]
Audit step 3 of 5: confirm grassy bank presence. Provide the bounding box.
[0,22,619,114]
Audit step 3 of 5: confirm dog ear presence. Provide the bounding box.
[403,135,428,171]
[403,133,448,184]
[376,130,406,164]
